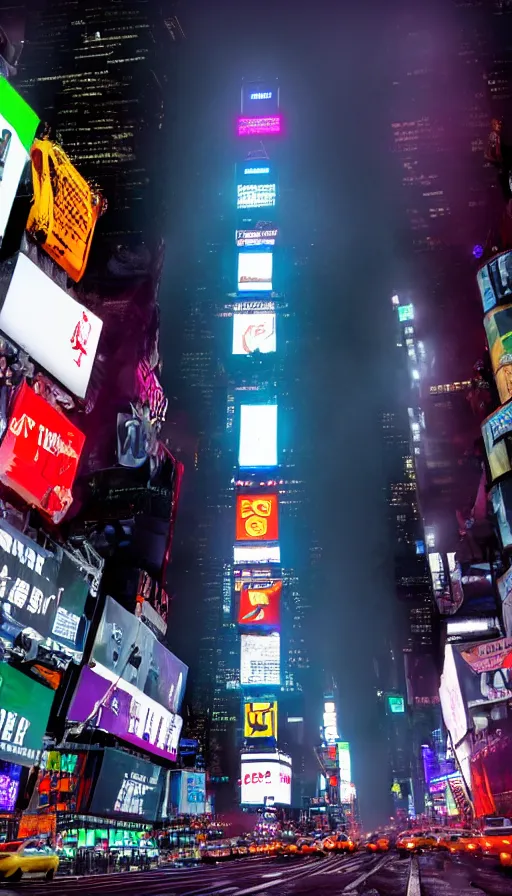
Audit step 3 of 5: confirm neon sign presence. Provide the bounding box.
[238,117,281,137]
[251,92,272,100]
[244,167,270,175]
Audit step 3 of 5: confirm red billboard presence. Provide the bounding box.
[236,493,279,541]
[238,580,281,627]
[0,382,85,522]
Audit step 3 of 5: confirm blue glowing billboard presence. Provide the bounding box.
[237,183,276,210]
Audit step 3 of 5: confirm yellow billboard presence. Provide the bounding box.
[27,138,105,282]
[244,701,277,739]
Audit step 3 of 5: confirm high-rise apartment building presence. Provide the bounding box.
[17,0,183,245]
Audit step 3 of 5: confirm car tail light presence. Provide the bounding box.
[467,843,476,851]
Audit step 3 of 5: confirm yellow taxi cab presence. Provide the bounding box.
[334,833,357,853]
[435,830,484,855]
[0,839,59,882]
[365,832,390,852]
[478,827,512,866]
[396,829,437,857]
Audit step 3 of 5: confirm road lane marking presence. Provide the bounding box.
[341,853,392,893]
[407,856,420,896]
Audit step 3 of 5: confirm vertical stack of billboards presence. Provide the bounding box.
[233,83,292,810]
[0,69,189,843]
[0,73,105,831]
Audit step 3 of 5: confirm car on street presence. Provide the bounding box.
[365,832,390,852]
[396,830,437,857]
[0,839,59,882]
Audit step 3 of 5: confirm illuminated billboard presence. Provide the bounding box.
[69,664,183,762]
[241,751,291,806]
[387,695,405,713]
[484,305,512,403]
[237,183,276,210]
[439,644,468,747]
[477,251,512,313]
[0,520,89,661]
[238,580,281,627]
[244,701,278,739]
[241,82,279,116]
[338,742,351,783]
[238,251,273,293]
[233,312,276,354]
[239,404,278,468]
[0,382,85,523]
[236,228,277,247]
[169,770,206,816]
[323,701,339,744]
[88,596,187,713]
[236,493,279,541]
[234,544,281,565]
[0,77,39,244]
[240,632,280,686]
[0,664,53,766]
[237,116,281,136]
[88,749,165,821]
[0,253,103,398]
[27,139,103,282]
[482,403,512,481]
[491,480,512,550]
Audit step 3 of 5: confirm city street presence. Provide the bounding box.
[2,852,512,896]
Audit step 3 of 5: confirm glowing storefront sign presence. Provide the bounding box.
[0,253,103,398]
[0,77,39,245]
[244,701,278,738]
[0,382,85,523]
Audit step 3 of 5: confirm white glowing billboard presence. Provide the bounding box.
[237,183,276,210]
[234,544,281,565]
[323,701,339,745]
[439,644,468,748]
[232,312,276,354]
[240,632,280,686]
[236,229,277,247]
[0,77,39,244]
[238,404,278,468]
[0,253,103,398]
[338,741,351,784]
[238,251,273,293]
[241,751,291,806]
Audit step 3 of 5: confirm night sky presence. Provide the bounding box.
[162,0,404,828]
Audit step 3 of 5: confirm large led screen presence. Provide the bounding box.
[86,596,187,714]
[237,183,276,210]
[439,644,468,748]
[0,382,85,524]
[0,519,89,661]
[0,664,53,766]
[491,479,512,550]
[477,251,512,313]
[240,632,280,686]
[239,404,278,468]
[0,77,39,244]
[482,402,512,481]
[238,251,273,293]
[454,637,512,710]
[241,83,279,116]
[484,305,512,403]
[234,545,281,565]
[0,760,21,812]
[0,253,103,398]
[497,566,512,637]
[88,748,164,821]
[238,580,281,627]
[338,742,351,783]
[236,229,277,248]
[232,312,276,354]
[237,116,281,136]
[236,493,278,542]
[68,664,183,762]
[241,751,291,806]
[169,770,206,816]
[244,701,278,739]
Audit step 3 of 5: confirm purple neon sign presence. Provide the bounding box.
[237,116,281,136]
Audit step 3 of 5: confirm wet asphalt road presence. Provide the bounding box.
[2,850,512,896]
